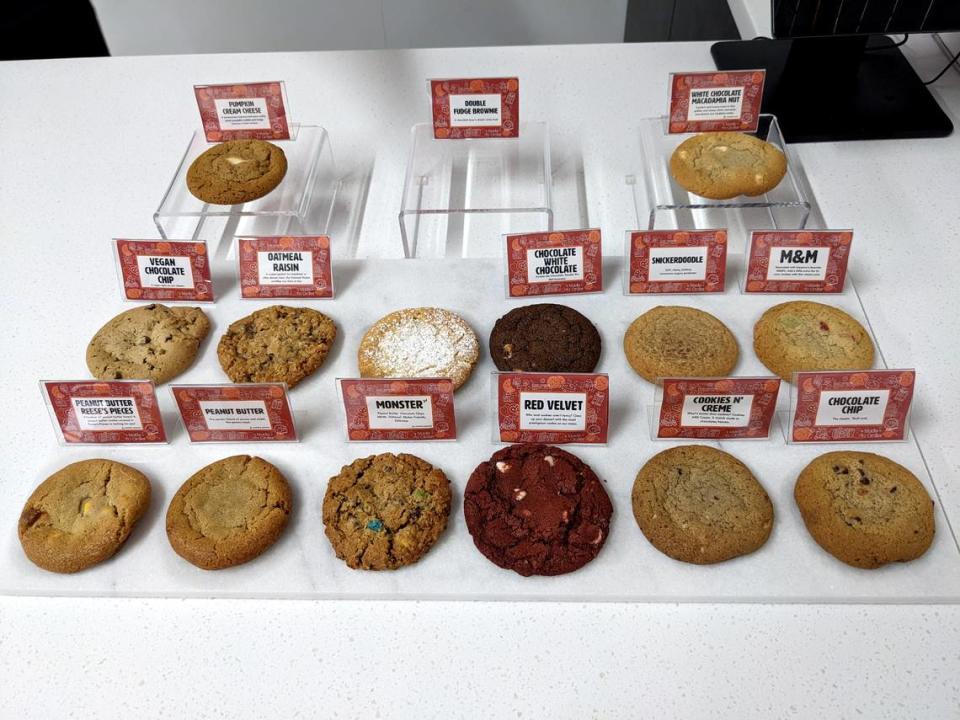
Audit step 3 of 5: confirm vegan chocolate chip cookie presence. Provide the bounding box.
[623,306,738,384]
[670,131,787,200]
[86,304,210,384]
[631,445,773,564]
[19,459,151,573]
[794,451,934,569]
[753,300,874,382]
[358,307,479,390]
[186,139,288,205]
[463,443,613,576]
[166,455,292,570]
[217,305,336,387]
[489,303,601,373]
[322,453,452,570]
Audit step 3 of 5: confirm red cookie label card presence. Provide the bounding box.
[237,236,333,299]
[744,230,852,293]
[627,230,727,294]
[170,384,297,443]
[505,228,602,297]
[668,70,765,133]
[496,373,609,444]
[194,81,290,142]
[41,380,167,445]
[790,370,915,443]
[338,378,456,441]
[430,77,519,139]
[657,377,781,439]
[115,239,214,302]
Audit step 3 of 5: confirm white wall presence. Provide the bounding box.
[91,0,629,55]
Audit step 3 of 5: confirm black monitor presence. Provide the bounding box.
[711,1,959,142]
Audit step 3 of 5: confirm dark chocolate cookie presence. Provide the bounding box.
[489,304,601,373]
[463,443,613,576]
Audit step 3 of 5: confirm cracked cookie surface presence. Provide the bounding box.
[358,307,479,390]
[19,459,151,573]
[186,139,287,205]
[623,305,738,384]
[464,443,613,577]
[322,453,451,570]
[632,445,773,565]
[86,303,210,384]
[166,455,292,570]
[489,303,601,373]
[794,451,934,569]
[217,305,336,387]
[670,131,787,200]
[753,300,874,382]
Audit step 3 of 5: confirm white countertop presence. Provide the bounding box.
[2,39,960,718]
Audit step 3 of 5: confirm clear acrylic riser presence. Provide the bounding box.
[154,125,340,249]
[3,257,958,602]
[399,122,553,258]
[629,115,812,234]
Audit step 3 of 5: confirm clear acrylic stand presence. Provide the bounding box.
[628,114,812,234]
[154,125,340,248]
[399,122,554,258]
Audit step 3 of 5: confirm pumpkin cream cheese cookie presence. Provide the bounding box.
[186,139,288,205]
[358,307,479,390]
[753,300,874,382]
[19,459,151,573]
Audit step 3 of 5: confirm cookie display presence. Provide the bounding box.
[489,303,601,373]
[166,455,292,570]
[794,451,934,569]
[631,446,773,565]
[623,306,738,384]
[322,453,452,571]
[463,443,613,576]
[186,139,288,205]
[753,300,874,382]
[18,459,151,573]
[670,131,787,200]
[86,304,210,384]
[217,305,336,387]
[358,307,479,390]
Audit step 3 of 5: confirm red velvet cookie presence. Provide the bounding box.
[463,443,613,576]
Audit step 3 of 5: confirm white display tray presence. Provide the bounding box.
[3,258,958,602]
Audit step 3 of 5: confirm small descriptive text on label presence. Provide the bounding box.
[506,229,602,297]
[213,97,271,129]
[71,397,143,431]
[340,378,456,441]
[657,377,780,440]
[519,392,587,431]
[42,380,167,444]
[198,400,272,431]
[497,373,609,444]
[628,229,726,294]
[681,394,753,427]
[449,94,502,127]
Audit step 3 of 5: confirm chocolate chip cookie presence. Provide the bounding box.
[623,306,738,384]
[217,305,336,387]
[86,304,210,384]
[753,301,875,382]
[794,451,935,569]
[670,131,787,200]
[358,308,479,390]
[186,139,288,204]
[631,445,773,564]
[166,455,292,570]
[322,453,452,570]
[489,303,601,373]
[464,444,613,576]
[19,459,151,573]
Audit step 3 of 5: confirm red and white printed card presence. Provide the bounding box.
[238,236,333,299]
[505,228,602,297]
[668,70,765,134]
[627,230,727,294]
[115,239,214,302]
[194,81,290,142]
[430,77,519,139]
[657,377,781,439]
[41,380,167,445]
[496,373,609,444]
[339,379,456,441]
[744,230,852,293]
[791,370,915,443]
[171,384,297,443]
